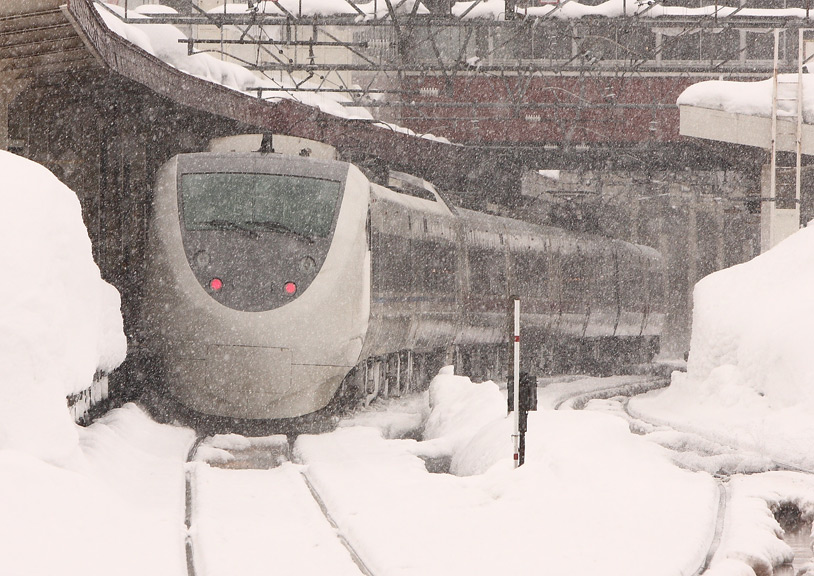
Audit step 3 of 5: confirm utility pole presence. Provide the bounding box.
[512,297,520,468]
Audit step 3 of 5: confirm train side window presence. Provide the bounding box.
[469,246,507,296]
[617,252,644,312]
[414,238,456,293]
[561,252,587,307]
[593,251,617,309]
[646,265,666,310]
[512,251,548,300]
[372,231,413,293]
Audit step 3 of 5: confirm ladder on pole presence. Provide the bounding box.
[764,28,805,251]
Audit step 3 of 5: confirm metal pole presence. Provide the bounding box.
[771,28,779,209]
[513,297,520,469]
[797,28,804,214]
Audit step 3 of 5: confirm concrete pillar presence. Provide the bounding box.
[715,199,725,271]
[687,187,698,291]
[0,73,29,151]
[760,164,800,252]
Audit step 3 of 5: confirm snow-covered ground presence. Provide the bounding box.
[6,151,814,576]
[630,225,814,470]
[0,151,183,575]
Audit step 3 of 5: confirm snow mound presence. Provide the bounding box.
[420,371,506,460]
[630,225,814,468]
[0,151,126,464]
[680,226,814,408]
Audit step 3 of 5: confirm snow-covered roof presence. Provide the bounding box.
[677,74,814,153]
[94,2,452,144]
[202,0,814,21]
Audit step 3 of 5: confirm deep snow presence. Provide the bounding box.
[630,225,814,470]
[0,151,126,466]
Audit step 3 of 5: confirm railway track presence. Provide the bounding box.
[549,374,727,576]
[560,376,814,576]
[179,371,814,576]
[183,433,372,576]
[180,374,701,576]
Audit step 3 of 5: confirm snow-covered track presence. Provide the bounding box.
[551,374,727,576]
[184,434,207,576]
[623,400,814,476]
[298,470,376,576]
[615,392,814,575]
[694,481,730,576]
[552,374,670,411]
[183,435,372,576]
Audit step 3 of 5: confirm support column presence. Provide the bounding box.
[0,74,29,151]
[760,164,800,252]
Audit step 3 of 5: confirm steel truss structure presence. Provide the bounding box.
[74,1,814,143]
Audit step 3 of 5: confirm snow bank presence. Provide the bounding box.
[0,404,195,576]
[630,225,814,468]
[294,370,719,576]
[420,368,506,460]
[0,151,126,464]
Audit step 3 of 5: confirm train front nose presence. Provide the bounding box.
[167,344,351,419]
[152,154,371,420]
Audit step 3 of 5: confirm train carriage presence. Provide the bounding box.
[142,138,665,420]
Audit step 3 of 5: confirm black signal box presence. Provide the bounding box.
[507,372,538,413]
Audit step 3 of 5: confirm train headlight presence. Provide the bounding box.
[284,282,297,295]
[299,256,316,273]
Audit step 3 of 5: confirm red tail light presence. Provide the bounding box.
[210,278,223,291]
[284,282,297,295]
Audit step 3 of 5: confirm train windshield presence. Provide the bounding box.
[181,173,342,238]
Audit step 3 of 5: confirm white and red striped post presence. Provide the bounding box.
[512,297,520,469]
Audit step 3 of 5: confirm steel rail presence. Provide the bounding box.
[551,375,727,576]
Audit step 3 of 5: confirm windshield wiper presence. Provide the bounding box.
[201,219,259,237]
[251,220,315,244]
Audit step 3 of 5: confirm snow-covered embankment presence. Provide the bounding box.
[0,151,194,576]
